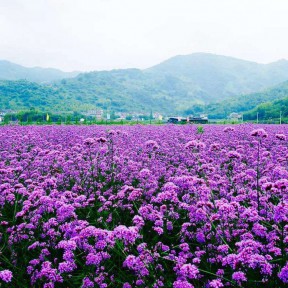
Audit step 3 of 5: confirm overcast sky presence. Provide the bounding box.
[0,0,288,72]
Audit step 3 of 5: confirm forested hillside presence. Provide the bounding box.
[1,53,288,116]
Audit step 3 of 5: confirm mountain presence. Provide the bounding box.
[0,80,64,111]
[0,60,79,83]
[1,53,288,115]
[192,80,288,119]
[53,69,180,113]
[146,53,288,103]
[244,96,288,121]
[0,80,96,112]
[52,53,288,113]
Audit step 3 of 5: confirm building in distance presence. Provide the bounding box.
[168,115,208,124]
[228,112,242,121]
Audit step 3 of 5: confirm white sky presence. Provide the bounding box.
[0,0,288,72]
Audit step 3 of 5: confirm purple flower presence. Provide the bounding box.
[2,123,288,287]
[113,225,140,245]
[123,255,149,277]
[208,279,224,288]
[57,240,77,250]
[251,128,268,138]
[58,261,76,273]
[82,277,94,288]
[145,140,159,150]
[86,253,103,266]
[232,271,247,283]
[136,279,144,285]
[133,215,145,228]
[43,283,55,288]
[0,270,13,283]
[173,280,194,288]
[56,204,76,222]
[274,202,288,223]
[96,137,107,143]
[223,126,234,132]
[184,140,206,150]
[276,134,286,140]
[179,264,199,279]
[179,243,190,252]
[227,151,241,159]
[279,263,288,283]
[83,138,95,145]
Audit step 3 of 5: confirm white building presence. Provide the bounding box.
[95,110,104,120]
[228,112,242,121]
[0,112,5,123]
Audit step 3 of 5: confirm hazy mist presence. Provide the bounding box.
[1,0,288,71]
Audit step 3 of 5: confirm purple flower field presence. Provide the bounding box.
[0,124,287,287]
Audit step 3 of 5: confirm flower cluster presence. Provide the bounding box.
[0,124,287,287]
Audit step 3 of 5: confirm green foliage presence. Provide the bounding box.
[191,81,288,119]
[196,125,204,134]
[4,110,88,124]
[1,54,288,117]
[244,97,288,122]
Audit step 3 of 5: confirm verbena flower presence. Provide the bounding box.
[279,264,288,284]
[251,128,268,138]
[0,270,13,283]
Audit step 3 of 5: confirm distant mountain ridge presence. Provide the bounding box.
[1,53,288,115]
[194,80,288,119]
[0,60,79,83]
[243,96,288,121]
[146,53,288,102]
